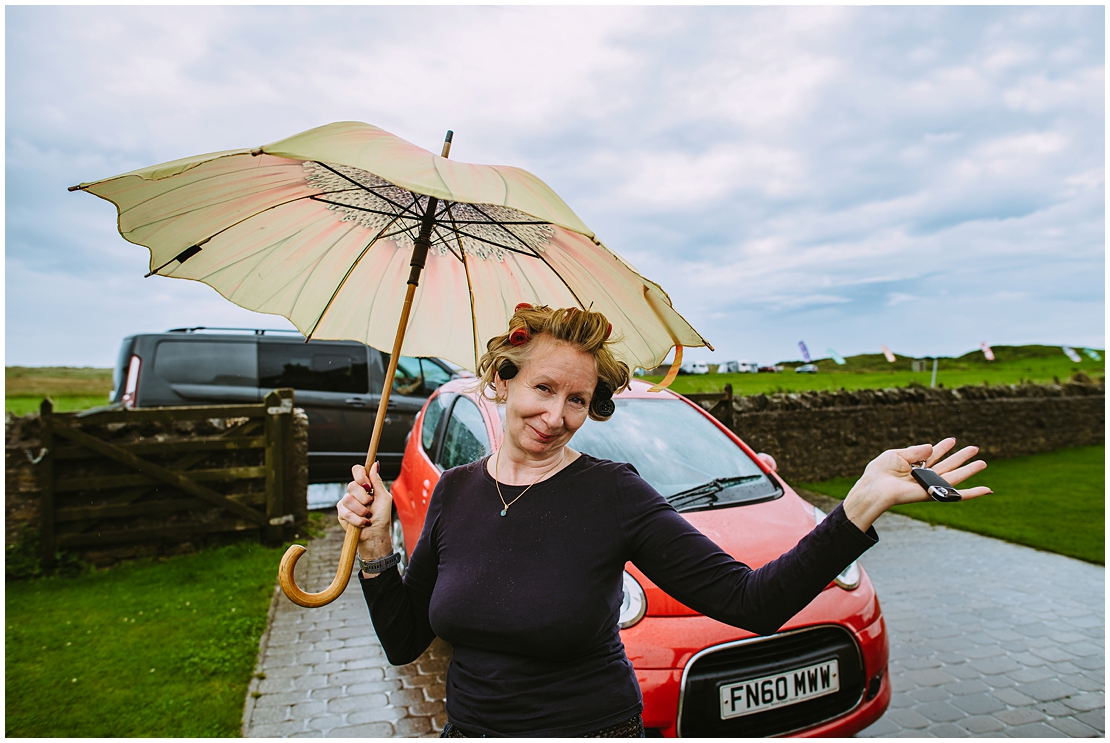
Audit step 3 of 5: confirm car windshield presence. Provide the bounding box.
[570,399,780,510]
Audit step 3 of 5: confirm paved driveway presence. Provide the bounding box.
[244,504,1103,737]
[847,503,1104,737]
[242,522,449,738]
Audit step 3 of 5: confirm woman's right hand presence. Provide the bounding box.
[337,462,393,559]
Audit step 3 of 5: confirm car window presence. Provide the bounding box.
[154,340,257,386]
[437,396,490,470]
[421,392,454,457]
[259,343,369,393]
[570,399,776,508]
[421,359,452,393]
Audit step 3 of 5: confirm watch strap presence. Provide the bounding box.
[357,552,401,574]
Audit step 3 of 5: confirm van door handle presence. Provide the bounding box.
[345,398,367,407]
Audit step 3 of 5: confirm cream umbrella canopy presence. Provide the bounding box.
[71,122,710,607]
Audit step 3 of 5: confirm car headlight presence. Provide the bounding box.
[619,571,647,629]
[814,505,861,590]
[834,561,861,590]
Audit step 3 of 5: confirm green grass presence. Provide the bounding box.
[5,540,288,737]
[644,344,1104,395]
[7,395,113,416]
[797,445,1105,565]
[6,366,114,416]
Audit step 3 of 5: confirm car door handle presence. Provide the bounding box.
[345,398,367,407]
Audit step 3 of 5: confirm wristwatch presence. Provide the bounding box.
[356,552,401,575]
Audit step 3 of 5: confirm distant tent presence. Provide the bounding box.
[798,341,812,363]
[827,349,846,365]
[980,342,995,361]
[880,344,896,363]
[1084,348,1101,361]
[1062,345,1082,363]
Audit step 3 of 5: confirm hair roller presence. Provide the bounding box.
[590,381,616,419]
[509,327,531,346]
[497,360,519,380]
[515,302,533,312]
[605,323,612,340]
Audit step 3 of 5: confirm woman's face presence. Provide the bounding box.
[496,334,597,458]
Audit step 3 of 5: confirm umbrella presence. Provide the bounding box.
[71,122,711,607]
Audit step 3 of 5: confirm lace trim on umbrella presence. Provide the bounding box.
[303,161,553,261]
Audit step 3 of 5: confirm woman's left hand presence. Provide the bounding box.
[843,438,992,532]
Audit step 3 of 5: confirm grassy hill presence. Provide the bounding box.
[646,345,1104,395]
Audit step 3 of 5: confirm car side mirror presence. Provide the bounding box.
[756,452,778,473]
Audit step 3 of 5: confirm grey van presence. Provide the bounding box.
[110,328,462,482]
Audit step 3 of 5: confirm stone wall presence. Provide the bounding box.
[717,379,1105,483]
[5,407,309,567]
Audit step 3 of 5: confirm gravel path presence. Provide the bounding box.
[244,501,1104,737]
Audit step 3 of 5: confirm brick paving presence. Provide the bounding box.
[242,521,449,738]
[844,503,1105,738]
[246,501,1104,738]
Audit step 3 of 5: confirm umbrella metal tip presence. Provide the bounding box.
[67,184,82,192]
[445,130,454,142]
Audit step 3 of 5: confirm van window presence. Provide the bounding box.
[391,355,453,396]
[421,359,452,393]
[393,356,425,396]
[437,397,490,470]
[259,343,369,393]
[154,340,257,386]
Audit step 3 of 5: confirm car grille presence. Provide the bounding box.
[678,626,864,737]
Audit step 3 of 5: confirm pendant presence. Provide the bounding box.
[500,509,507,517]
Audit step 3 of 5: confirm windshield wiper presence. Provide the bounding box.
[667,475,764,509]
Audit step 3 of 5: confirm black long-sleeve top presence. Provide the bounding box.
[359,454,877,737]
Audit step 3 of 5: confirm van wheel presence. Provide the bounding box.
[390,508,408,576]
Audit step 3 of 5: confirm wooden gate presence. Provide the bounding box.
[37,389,299,566]
[684,383,734,429]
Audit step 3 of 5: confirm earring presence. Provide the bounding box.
[498,360,519,380]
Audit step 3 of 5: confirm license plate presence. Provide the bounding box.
[719,659,840,719]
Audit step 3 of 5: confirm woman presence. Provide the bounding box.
[339,306,990,738]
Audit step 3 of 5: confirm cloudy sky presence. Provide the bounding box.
[6,5,1104,368]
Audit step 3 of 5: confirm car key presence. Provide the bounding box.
[910,462,962,502]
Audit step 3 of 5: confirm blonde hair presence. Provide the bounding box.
[476,306,631,422]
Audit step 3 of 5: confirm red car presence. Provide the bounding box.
[388,378,890,737]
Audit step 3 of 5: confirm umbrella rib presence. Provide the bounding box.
[144,188,372,276]
[466,202,547,255]
[430,222,465,263]
[312,162,424,220]
[305,212,406,340]
[460,204,583,308]
[310,196,419,222]
[445,205,482,371]
[429,222,541,258]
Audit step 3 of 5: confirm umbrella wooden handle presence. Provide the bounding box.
[276,281,419,608]
[279,523,361,608]
[277,130,450,609]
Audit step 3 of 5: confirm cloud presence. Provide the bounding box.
[5,5,1104,367]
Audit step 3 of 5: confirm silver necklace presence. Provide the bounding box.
[494,446,565,517]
